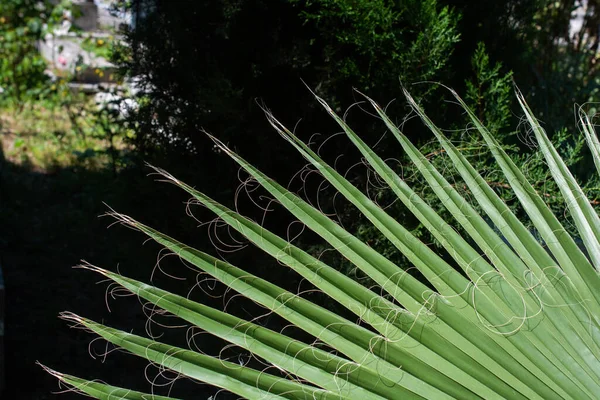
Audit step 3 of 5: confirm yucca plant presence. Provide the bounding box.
[43,87,600,399]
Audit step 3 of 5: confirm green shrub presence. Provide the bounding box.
[0,0,67,105]
[111,0,459,160]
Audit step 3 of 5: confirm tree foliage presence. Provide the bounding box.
[114,0,459,164]
[289,0,459,98]
[0,0,66,104]
[522,0,600,132]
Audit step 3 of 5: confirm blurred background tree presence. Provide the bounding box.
[112,0,460,175]
[112,0,600,179]
[0,0,68,105]
[523,0,600,132]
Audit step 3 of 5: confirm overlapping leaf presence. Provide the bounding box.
[45,89,600,399]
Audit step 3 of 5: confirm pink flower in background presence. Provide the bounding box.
[57,55,67,66]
